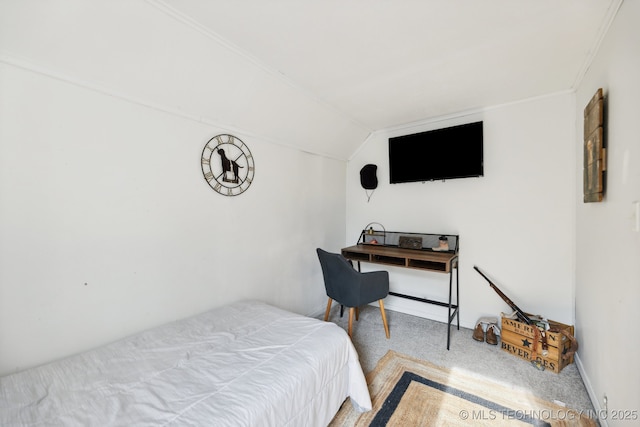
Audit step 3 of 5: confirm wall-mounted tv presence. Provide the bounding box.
[389,121,483,183]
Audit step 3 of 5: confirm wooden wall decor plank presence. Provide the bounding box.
[583,88,605,203]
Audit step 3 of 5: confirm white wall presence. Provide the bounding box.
[574,0,640,421]
[346,93,576,329]
[0,1,370,161]
[0,62,345,375]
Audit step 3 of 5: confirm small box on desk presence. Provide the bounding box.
[500,315,575,374]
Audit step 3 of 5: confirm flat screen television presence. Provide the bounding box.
[389,121,483,183]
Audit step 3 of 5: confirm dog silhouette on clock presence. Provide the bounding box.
[217,148,243,184]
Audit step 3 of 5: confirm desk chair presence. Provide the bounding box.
[316,248,390,338]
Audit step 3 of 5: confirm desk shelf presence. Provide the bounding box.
[341,245,457,273]
[408,259,448,271]
[372,254,405,267]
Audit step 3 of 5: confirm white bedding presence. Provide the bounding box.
[0,300,371,426]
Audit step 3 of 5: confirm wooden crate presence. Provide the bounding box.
[500,315,575,374]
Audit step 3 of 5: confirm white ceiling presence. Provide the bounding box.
[0,1,621,160]
[161,0,620,131]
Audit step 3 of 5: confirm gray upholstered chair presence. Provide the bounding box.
[316,248,390,339]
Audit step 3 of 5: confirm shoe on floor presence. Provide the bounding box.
[486,325,498,345]
[472,324,484,342]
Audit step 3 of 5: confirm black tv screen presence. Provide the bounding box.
[389,121,483,183]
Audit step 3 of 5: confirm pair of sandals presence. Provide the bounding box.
[473,317,500,345]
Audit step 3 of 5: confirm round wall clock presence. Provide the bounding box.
[201,134,255,196]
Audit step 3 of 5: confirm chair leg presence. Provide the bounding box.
[355,306,359,321]
[348,307,355,337]
[324,298,332,321]
[379,300,390,339]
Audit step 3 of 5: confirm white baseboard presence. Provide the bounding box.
[575,353,608,427]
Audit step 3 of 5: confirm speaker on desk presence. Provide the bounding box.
[398,235,422,250]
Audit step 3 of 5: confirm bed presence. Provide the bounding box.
[0,300,371,426]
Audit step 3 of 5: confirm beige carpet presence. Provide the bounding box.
[330,351,597,427]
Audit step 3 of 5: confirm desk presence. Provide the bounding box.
[341,244,459,350]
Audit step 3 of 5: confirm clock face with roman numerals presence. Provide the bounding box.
[201,134,255,196]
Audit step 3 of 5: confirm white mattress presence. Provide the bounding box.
[0,300,371,426]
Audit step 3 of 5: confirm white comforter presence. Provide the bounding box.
[0,300,371,426]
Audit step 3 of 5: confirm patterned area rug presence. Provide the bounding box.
[330,351,597,426]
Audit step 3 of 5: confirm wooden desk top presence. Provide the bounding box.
[341,244,458,273]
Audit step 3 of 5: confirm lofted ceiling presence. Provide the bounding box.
[0,1,621,160]
[162,0,619,130]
